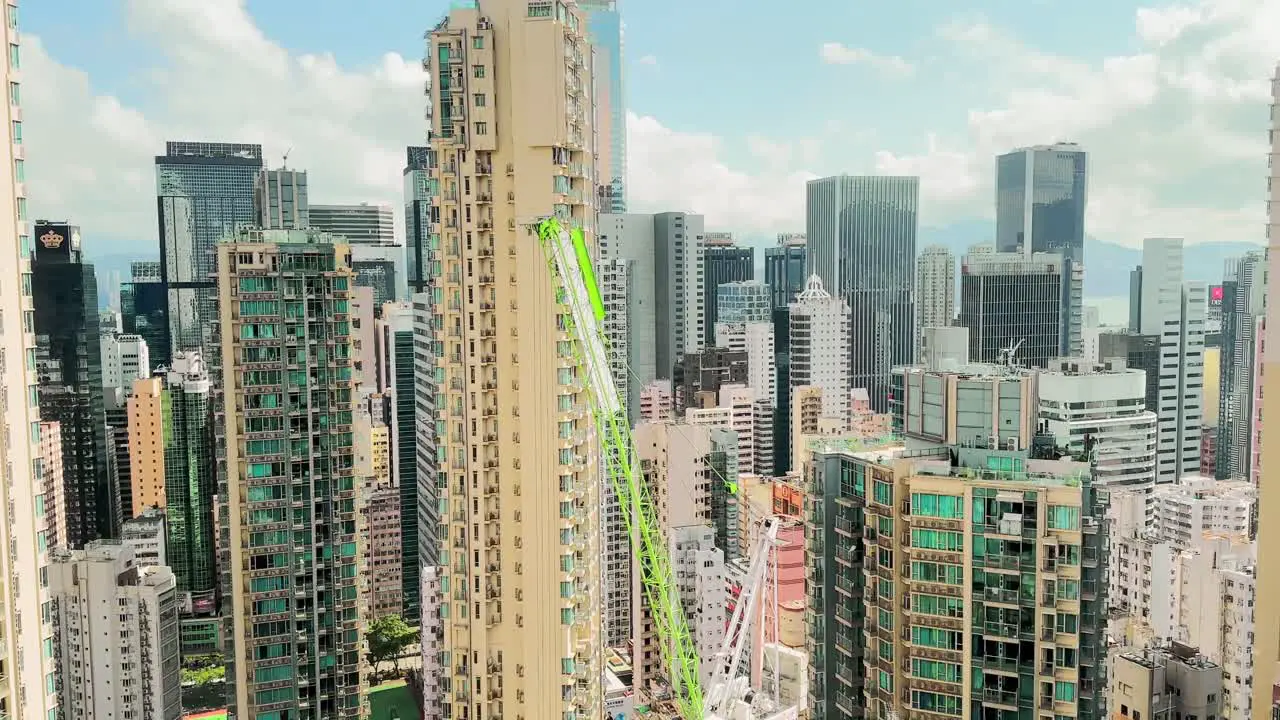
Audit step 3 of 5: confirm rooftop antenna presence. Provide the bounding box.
[282,147,293,169]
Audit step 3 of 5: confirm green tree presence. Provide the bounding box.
[366,615,417,677]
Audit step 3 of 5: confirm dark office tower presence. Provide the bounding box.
[1217,252,1266,480]
[156,141,264,355]
[673,347,748,414]
[376,303,423,623]
[703,233,754,346]
[765,234,807,309]
[121,261,170,369]
[1099,332,1161,411]
[806,175,917,412]
[767,235,806,474]
[996,144,1088,356]
[403,146,438,295]
[959,246,1068,369]
[32,221,112,546]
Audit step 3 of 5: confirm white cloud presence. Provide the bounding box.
[626,113,818,233]
[22,0,425,255]
[637,54,658,67]
[819,42,914,75]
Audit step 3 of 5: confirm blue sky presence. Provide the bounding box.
[15,0,1280,265]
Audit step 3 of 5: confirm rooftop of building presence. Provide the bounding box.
[1119,642,1220,672]
[816,438,1092,488]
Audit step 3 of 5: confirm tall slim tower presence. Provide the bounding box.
[163,351,217,611]
[213,229,367,719]
[1250,60,1280,719]
[1216,251,1266,480]
[579,0,626,212]
[703,234,754,346]
[916,244,955,339]
[32,220,112,544]
[254,167,310,230]
[425,3,601,718]
[995,143,1088,356]
[404,146,437,295]
[1133,238,1205,483]
[806,175,918,411]
[789,275,852,428]
[0,4,61,715]
[156,141,263,356]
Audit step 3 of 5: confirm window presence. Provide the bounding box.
[8,43,17,69]
[872,480,893,506]
[473,93,486,107]
[911,492,964,518]
[473,65,486,78]
[1048,505,1080,530]
[472,36,485,49]
[1054,681,1076,702]
[474,122,487,135]
[13,157,21,182]
[910,529,964,551]
[11,119,20,144]
[8,80,17,105]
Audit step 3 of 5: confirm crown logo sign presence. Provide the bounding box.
[40,231,64,249]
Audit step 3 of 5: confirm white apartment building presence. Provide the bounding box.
[715,320,776,405]
[686,384,772,476]
[49,542,182,720]
[916,244,956,344]
[101,332,150,390]
[789,274,851,427]
[1135,238,1206,482]
[1038,359,1158,519]
[1155,476,1254,549]
[420,566,444,720]
[670,525,727,691]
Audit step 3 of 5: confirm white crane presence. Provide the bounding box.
[703,516,800,720]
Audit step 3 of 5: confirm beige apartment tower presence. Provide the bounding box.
[425,2,601,719]
[1252,61,1280,717]
[0,2,60,717]
[128,376,167,514]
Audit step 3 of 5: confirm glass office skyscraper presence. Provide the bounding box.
[33,221,112,546]
[581,0,626,212]
[806,175,919,412]
[996,144,1088,356]
[156,141,263,355]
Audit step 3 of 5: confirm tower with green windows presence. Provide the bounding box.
[213,229,366,720]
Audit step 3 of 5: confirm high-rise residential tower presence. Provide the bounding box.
[1216,251,1265,480]
[789,275,852,428]
[213,229,367,718]
[1250,61,1280,718]
[156,141,263,354]
[425,3,601,718]
[916,244,955,342]
[996,143,1088,356]
[0,7,61,715]
[1131,238,1206,483]
[49,542,182,720]
[704,234,754,346]
[579,0,626,213]
[767,235,807,474]
[806,175,918,411]
[33,220,112,545]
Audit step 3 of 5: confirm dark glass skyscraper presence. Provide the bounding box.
[163,352,217,610]
[121,260,169,369]
[32,221,112,546]
[765,236,807,309]
[766,236,807,472]
[403,146,437,295]
[958,249,1066,370]
[806,175,918,412]
[156,141,263,355]
[703,237,753,346]
[995,144,1088,355]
